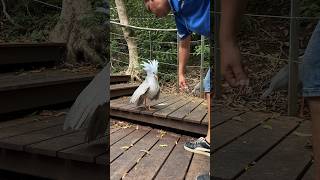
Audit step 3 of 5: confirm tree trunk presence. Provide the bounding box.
[49,0,108,65]
[114,0,140,81]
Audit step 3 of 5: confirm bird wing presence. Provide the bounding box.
[130,80,149,106]
[64,63,110,142]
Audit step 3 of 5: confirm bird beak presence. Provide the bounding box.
[155,75,158,80]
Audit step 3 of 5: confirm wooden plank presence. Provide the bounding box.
[0,115,43,129]
[213,117,299,179]
[58,126,136,163]
[0,116,64,139]
[302,164,315,180]
[139,96,182,115]
[110,129,160,179]
[154,136,193,180]
[110,75,130,84]
[168,98,204,120]
[124,132,180,179]
[0,71,94,91]
[58,136,108,163]
[120,94,172,113]
[0,43,65,65]
[110,96,131,110]
[0,125,72,151]
[110,109,208,135]
[212,111,271,151]
[184,102,207,124]
[185,154,210,180]
[110,126,152,162]
[110,83,139,91]
[110,84,139,99]
[110,125,137,145]
[26,131,86,157]
[212,108,244,127]
[0,79,92,114]
[0,148,106,180]
[201,113,209,125]
[238,121,312,180]
[27,122,120,157]
[153,98,191,118]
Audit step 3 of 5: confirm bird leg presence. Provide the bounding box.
[144,97,148,110]
[144,98,156,111]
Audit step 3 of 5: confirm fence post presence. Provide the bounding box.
[177,33,180,92]
[288,0,299,116]
[149,31,152,60]
[213,0,222,98]
[200,35,205,98]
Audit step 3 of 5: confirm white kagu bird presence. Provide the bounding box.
[130,60,160,110]
[64,63,110,142]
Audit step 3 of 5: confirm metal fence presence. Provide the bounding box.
[110,20,210,97]
[213,0,320,116]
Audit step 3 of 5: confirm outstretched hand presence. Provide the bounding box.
[179,74,189,92]
[221,43,249,93]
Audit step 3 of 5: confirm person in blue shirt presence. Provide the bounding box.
[144,0,211,158]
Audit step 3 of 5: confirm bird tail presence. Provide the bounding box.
[85,102,109,142]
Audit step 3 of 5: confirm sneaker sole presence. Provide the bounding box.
[184,146,210,157]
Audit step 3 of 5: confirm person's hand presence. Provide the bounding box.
[221,43,249,93]
[179,74,189,91]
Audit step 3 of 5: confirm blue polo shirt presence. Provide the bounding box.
[168,0,210,39]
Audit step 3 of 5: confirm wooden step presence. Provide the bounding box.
[0,43,66,66]
[110,75,130,84]
[0,70,139,114]
[110,94,209,135]
[0,112,107,180]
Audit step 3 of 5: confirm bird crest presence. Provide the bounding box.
[141,60,158,75]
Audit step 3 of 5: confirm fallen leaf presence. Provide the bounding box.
[159,144,168,147]
[122,173,127,179]
[140,150,150,154]
[121,146,130,150]
[232,116,244,122]
[262,124,273,130]
[293,131,312,137]
[136,157,142,163]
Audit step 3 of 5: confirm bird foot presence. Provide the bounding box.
[147,106,157,111]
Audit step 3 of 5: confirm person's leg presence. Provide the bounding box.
[308,98,320,180]
[205,92,210,143]
[183,69,211,156]
[302,21,320,180]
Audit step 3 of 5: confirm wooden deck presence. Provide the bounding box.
[0,70,137,114]
[110,94,209,135]
[110,93,315,179]
[0,112,107,180]
[110,120,209,180]
[212,108,314,179]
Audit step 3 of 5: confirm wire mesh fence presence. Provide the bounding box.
[110,19,210,97]
[213,0,320,116]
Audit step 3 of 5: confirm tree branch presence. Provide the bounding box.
[1,0,23,28]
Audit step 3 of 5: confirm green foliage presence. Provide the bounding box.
[300,0,320,17]
[80,11,106,28]
[0,0,61,42]
[110,0,210,83]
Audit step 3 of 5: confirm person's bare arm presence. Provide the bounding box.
[220,0,249,88]
[178,35,191,90]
